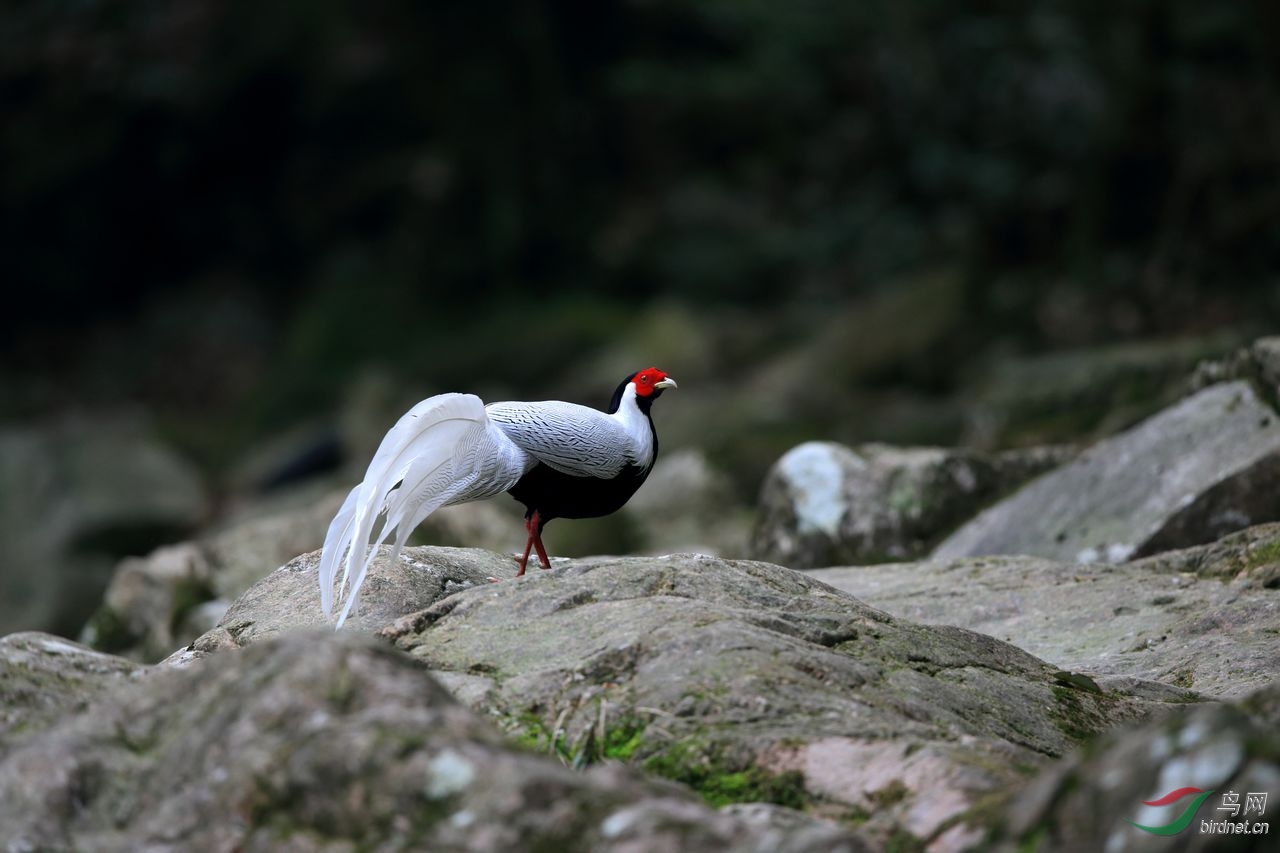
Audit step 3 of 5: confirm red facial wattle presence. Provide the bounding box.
[633,367,674,397]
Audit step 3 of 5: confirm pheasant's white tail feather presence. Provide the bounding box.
[334,456,455,629]
[333,473,480,629]
[320,392,528,628]
[318,484,361,617]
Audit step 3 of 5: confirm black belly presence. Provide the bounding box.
[508,462,651,523]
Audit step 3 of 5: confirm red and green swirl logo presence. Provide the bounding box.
[1127,787,1216,835]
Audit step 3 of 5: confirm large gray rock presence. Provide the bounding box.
[0,632,867,852]
[161,548,1191,849]
[366,551,1187,850]
[750,440,1073,568]
[934,381,1280,563]
[992,681,1280,852]
[0,415,207,638]
[810,521,1280,699]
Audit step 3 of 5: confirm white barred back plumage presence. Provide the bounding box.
[319,369,676,627]
[485,398,654,478]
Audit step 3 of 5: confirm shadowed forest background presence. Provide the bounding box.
[2,1,1279,636]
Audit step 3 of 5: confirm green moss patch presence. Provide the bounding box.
[1245,535,1280,570]
[643,739,806,809]
[1048,683,1117,743]
[502,709,648,769]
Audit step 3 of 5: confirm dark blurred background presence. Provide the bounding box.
[2,0,1279,637]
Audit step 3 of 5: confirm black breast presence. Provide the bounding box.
[508,462,653,523]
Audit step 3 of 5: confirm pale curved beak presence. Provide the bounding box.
[655,377,678,390]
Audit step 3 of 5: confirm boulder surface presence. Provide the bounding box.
[371,551,1188,849]
[810,521,1280,700]
[993,681,1280,852]
[934,381,1280,563]
[0,631,141,748]
[0,631,868,852]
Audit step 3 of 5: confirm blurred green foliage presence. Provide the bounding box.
[2,0,1278,440]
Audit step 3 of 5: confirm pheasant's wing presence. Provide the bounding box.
[485,400,632,479]
[318,392,531,628]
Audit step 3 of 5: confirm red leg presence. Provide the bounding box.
[516,516,536,577]
[515,511,552,576]
[532,529,551,569]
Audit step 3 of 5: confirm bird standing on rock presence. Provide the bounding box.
[319,368,678,627]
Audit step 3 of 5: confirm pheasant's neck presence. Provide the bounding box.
[611,384,656,466]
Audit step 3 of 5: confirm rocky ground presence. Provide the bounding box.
[2,337,1279,851]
